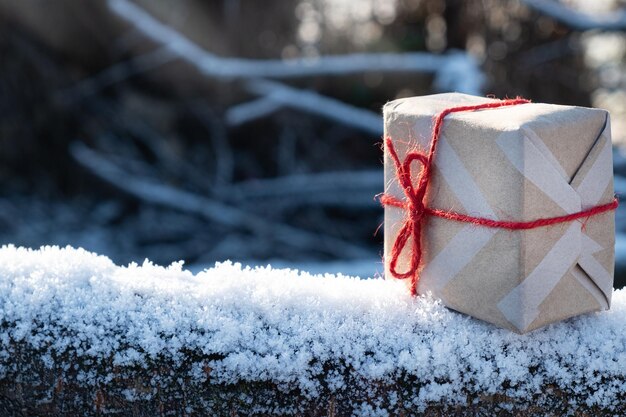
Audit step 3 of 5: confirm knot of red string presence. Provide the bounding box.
[380,98,619,296]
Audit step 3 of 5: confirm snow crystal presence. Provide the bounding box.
[0,245,625,410]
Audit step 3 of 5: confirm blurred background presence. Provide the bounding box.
[0,0,624,287]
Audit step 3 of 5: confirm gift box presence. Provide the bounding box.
[382,93,617,333]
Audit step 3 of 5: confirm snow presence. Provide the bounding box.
[1,245,625,411]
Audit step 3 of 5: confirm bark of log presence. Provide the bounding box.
[0,340,623,417]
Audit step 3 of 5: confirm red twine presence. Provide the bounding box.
[381,98,619,296]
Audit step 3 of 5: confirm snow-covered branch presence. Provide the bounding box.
[226,169,382,208]
[522,0,626,31]
[244,79,383,135]
[225,80,385,132]
[225,97,284,126]
[230,169,381,198]
[70,142,374,259]
[106,0,483,131]
[105,0,388,133]
[1,246,625,415]
[108,0,484,92]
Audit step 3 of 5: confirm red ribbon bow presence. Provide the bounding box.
[379,139,430,294]
[380,98,618,296]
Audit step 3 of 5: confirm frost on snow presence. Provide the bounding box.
[0,245,625,413]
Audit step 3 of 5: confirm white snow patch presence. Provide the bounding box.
[0,245,625,409]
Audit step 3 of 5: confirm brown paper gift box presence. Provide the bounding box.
[383,93,616,333]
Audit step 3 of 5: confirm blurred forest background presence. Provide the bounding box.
[0,0,625,286]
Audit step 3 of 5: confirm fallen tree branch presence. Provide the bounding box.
[106,0,483,132]
[225,96,284,126]
[522,0,626,31]
[229,170,381,196]
[219,168,384,211]
[108,0,483,88]
[245,79,383,135]
[70,142,374,259]
[104,0,385,133]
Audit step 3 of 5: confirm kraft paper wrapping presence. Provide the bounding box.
[383,93,615,333]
